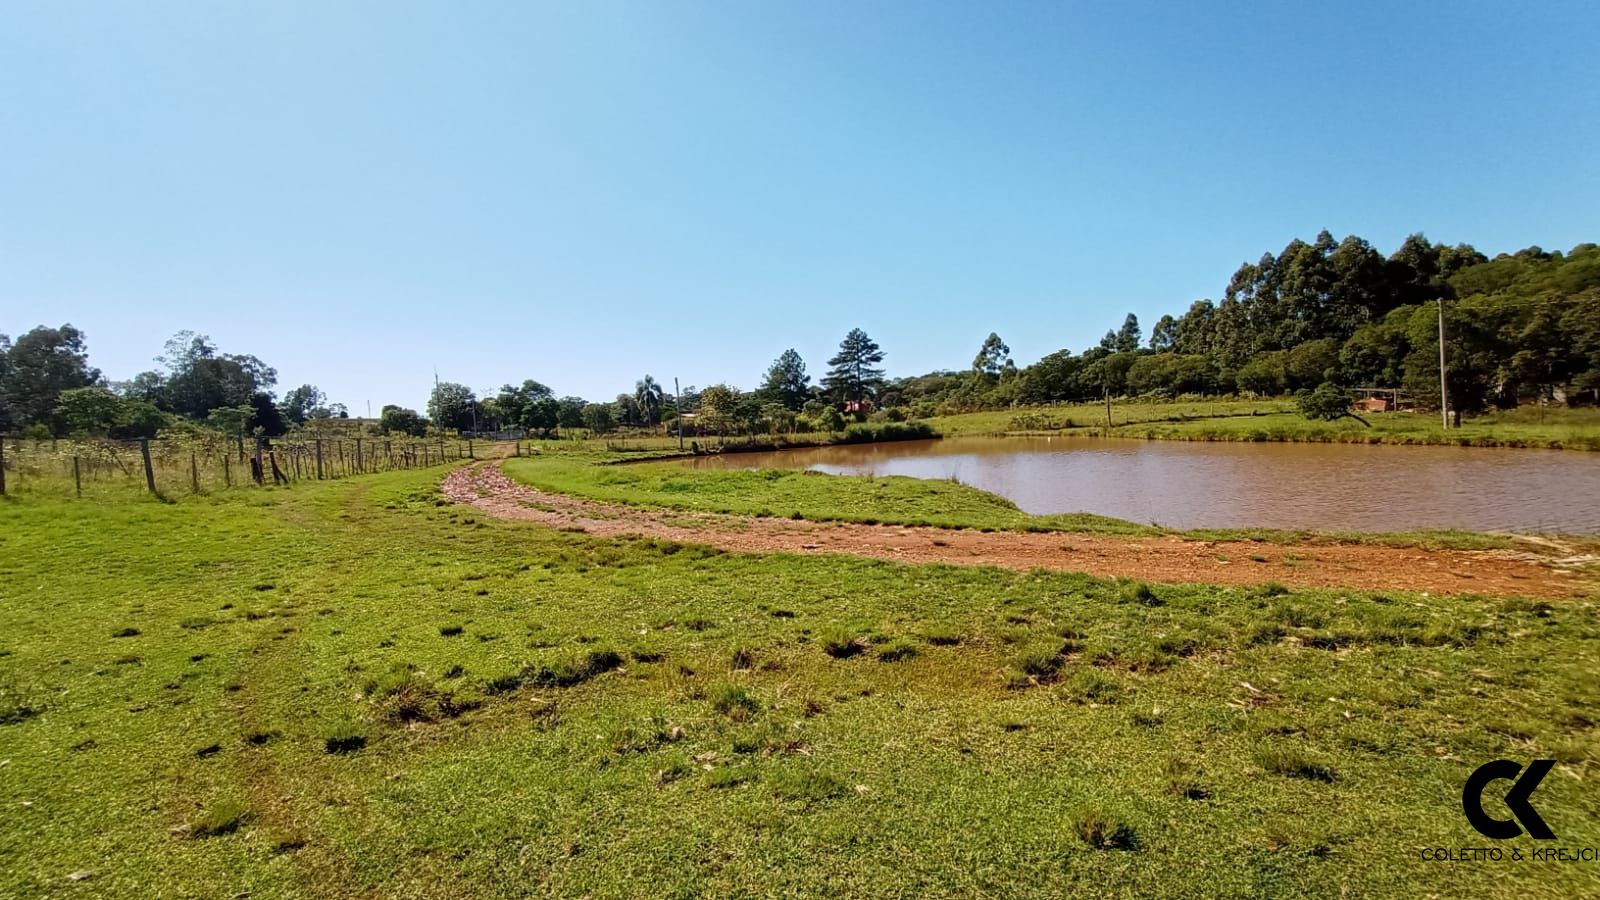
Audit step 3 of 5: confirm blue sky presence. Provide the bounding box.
[2,1,1596,412]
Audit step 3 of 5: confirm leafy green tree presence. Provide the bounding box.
[696,384,740,435]
[279,384,326,426]
[1297,381,1367,424]
[495,380,553,430]
[55,387,126,435]
[556,397,586,431]
[814,405,846,432]
[378,405,428,437]
[823,328,886,406]
[971,333,1011,379]
[580,402,616,433]
[249,392,288,437]
[757,351,810,410]
[0,324,101,433]
[156,332,276,420]
[206,405,256,439]
[1149,315,1178,351]
[613,394,642,426]
[1235,352,1287,396]
[1284,338,1339,391]
[523,398,560,435]
[635,375,664,425]
[1018,350,1090,403]
[1113,314,1141,353]
[427,382,477,432]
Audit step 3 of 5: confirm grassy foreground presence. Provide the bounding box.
[2,467,1599,897]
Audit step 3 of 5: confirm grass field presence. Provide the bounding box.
[503,451,1157,535]
[3,466,1599,897]
[928,401,1600,451]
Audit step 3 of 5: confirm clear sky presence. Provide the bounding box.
[3,1,1596,412]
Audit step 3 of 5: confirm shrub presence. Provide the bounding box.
[834,421,938,444]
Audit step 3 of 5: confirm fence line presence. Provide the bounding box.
[0,433,480,500]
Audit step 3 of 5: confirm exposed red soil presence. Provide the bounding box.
[443,462,1594,599]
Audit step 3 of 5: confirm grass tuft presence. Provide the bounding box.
[1072,807,1140,851]
[188,799,250,839]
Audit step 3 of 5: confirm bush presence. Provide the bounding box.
[835,421,937,444]
[1296,382,1356,421]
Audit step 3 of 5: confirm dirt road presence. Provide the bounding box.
[443,462,1594,598]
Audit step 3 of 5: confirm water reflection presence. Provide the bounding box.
[681,436,1600,533]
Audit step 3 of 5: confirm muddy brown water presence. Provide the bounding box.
[680,436,1600,534]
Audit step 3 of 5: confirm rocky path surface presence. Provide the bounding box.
[442,462,1593,598]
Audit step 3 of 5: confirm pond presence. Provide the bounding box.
[680,436,1600,533]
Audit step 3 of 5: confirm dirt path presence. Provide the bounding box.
[443,462,1594,598]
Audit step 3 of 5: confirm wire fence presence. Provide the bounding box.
[0,433,480,500]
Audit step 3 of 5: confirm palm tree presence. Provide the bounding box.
[635,375,664,428]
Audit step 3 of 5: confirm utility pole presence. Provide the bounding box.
[675,377,684,451]
[1438,297,1450,429]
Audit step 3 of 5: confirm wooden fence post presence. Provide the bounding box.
[253,436,265,485]
[74,456,82,498]
[0,437,7,496]
[468,439,474,460]
[315,439,324,480]
[190,453,200,493]
[140,438,157,493]
[224,454,231,487]
[355,437,363,474]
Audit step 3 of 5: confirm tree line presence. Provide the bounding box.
[4,233,1595,441]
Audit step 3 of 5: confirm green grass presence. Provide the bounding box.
[2,469,1599,896]
[503,451,1157,535]
[926,399,1296,436]
[928,400,1600,450]
[1114,407,1600,450]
